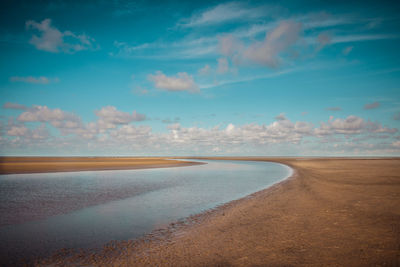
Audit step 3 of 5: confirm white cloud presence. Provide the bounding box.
[226,123,235,133]
[148,71,199,93]
[18,106,64,121]
[95,106,146,130]
[4,104,147,142]
[6,123,49,141]
[18,105,77,123]
[26,18,97,53]
[7,125,29,137]
[162,117,313,147]
[243,21,302,67]
[9,76,58,84]
[109,125,152,142]
[30,124,50,140]
[326,115,365,134]
[212,146,221,152]
[213,21,303,69]
[26,19,62,52]
[315,115,397,136]
[16,105,82,132]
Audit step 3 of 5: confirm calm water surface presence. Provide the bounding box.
[0,160,291,266]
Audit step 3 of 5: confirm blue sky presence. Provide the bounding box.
[0,0,400,156]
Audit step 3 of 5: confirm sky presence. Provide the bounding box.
[0,0,400,156]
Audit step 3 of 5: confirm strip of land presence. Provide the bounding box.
[37,157,400,266]
[0,157,202,174]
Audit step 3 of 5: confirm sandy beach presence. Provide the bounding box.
[33,158,400,266]
[33,157,400,266]
[0,157,201,174]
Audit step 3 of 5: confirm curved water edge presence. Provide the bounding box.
[0,159,293,266]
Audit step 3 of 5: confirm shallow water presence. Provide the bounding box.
[0,160,291,266]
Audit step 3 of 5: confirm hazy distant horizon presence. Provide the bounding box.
[1,0,399,156]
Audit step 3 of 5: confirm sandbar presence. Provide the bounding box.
[0,157,202,174]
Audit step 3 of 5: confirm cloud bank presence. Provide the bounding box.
[1,103,399,155]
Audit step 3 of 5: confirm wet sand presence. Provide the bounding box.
[0,157,201,174]
[36,158,400,266]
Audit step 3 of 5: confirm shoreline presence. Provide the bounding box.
[0,157,204,175]
[36,158,295,266]
[37,157,400,266]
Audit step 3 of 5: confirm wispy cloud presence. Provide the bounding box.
[111,8,399,66]
[332,34,400,44]
[179,2,270,28]
[113,41,150,53]
[299,12,357,29]
[342,46,353,55]
[200,68,298,89]
[9,76,59,84]
[3,102,28,110]
[364,101,380,110]
[326,107,342,111]
[111,37,218,59]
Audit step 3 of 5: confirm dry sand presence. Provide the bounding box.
[0,157,201,174]
[34,158,400,266]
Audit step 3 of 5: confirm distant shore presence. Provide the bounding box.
[0,157,203,174]
[36,157,400,266]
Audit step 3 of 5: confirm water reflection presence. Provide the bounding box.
[0,160,291,266]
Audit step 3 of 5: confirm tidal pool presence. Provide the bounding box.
[0,160,291,266]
